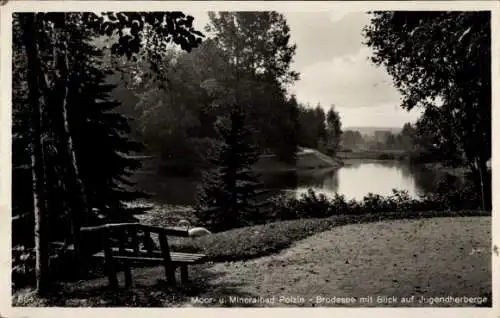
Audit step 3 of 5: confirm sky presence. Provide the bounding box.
[189,11,423,128]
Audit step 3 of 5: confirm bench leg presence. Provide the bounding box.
[106,267,118,288]
[164,266,176,286]
[180,265,189,284]
[103,237,118,288]
[104,258,118,288]
[124,263,132,287]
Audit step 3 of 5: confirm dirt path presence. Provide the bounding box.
[184,217,491,307]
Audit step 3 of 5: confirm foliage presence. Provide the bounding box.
[325,106,342,156]
[294,103,342,156]
[376,123,416,151]
[12,245,36,289]
[269,185,482,222]
[341,130,365,149]
[206,12,300,161]
[364,11,491,209]
[13,10,204,216]
[121,12,302,167]
[339,123,416,153]
[12,11,204,291]
[112,11,305,170]
[207,11,299,85]
[111,39,227,173]
[275,95,300,163]
[297,105,325,149]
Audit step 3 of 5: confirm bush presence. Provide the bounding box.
[267,185,483,223]
[408,150,438,164]
[12,245,36,289]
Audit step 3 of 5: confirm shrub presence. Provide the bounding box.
[12,245,36,289]
[267,185,483,224]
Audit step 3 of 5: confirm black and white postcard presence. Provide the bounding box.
[1,1,498,317]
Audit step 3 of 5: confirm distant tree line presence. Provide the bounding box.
[340,123,415,152]
[296,104,342,156]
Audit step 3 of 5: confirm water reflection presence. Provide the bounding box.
[292,161,421,200]
[131,160,448,205]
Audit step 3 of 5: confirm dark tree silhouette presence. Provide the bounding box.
[207,12,300,161]
[13,11,203,294]
[325,106,342,156]
[364,11,491,210]
[195,104,261,232]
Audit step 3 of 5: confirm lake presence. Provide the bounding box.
[278,161,426,201]
[132,160,446,205]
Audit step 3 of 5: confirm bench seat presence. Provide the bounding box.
[92,249,207,264]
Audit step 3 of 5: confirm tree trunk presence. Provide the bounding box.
[55,26,89,272]
[22,13,50,294]
[477,157,490,211]
[470,157,488,211]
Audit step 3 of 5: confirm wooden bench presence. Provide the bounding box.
[79,222,207,288]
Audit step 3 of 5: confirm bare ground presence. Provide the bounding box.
[182,216,491,307]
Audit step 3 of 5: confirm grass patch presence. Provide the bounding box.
[170,217,337,261]
[128,198,489,263]
[169,210,490,262]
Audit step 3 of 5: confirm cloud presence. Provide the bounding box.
[336,104,422,128]
[285,11,371,70]
[292,46,402,109]
[284,11,423,127]
[328,10,356,23]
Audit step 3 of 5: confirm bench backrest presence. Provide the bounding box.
[80,223,189,258]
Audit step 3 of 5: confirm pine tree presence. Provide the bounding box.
[195,104,262,232]
[13,14,148,241]
[64,19,148,220]
[68,52,148,225]
[13,12,204,293]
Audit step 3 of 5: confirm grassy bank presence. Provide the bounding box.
[254,148,343,172]
[138,207,489,262]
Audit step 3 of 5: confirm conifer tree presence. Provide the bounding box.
[195,104,262,232]
[12,12,203,292]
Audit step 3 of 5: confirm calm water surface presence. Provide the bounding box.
[289,161,423,200]
[132,160,442,205]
